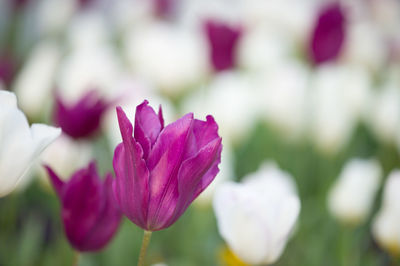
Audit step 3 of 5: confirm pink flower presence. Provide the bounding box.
[46,162,122,252]
[309,3,346,65]
[113,100,222,231]
[53,90,111,139]
[204,20,242,72]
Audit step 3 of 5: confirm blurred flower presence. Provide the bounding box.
[182,71,258,143]
[343,20,386,72]
[113,100,222,231]
[36,0,76,36]
[204,19,242,72]
[328,158,382,225]
[0,91,61,197]
[372,170,400,256]
[54,89,112,139]
[124,22,207,96]
[39,134,92,182]
[213,162,300,265]
[309,2,346,65]
[257,60,310,139]
[153,0,177,20]
[238,23,294,73]
[219,245,248,266]
[310,64,372,154]
[14,41,61,118]
[0,52,17,88]
[46,162,121,252]
[368,74,400,144]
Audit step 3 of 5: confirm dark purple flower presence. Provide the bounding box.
[204,20,242,72]
[309,3,346,65]
[45,162,122,252]
[153,0,177,19]
[0,54,16,88]
[113,100,222,231]
[53,90,111,139]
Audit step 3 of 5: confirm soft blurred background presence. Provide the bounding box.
[1,0,400,265]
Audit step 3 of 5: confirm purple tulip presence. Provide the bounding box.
[0,53,16,88]
[204,20,242,72]
[45,162,122,252]
[153,0,177,19]
[309,3,346,65]
[53,90,111,140]
[113,100,222,231]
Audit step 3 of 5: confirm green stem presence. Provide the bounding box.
[138,230,152,266]
[72,251,80,266]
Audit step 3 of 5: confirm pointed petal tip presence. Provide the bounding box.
[44,164,64,196]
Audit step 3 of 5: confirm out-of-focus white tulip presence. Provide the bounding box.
[213,162,300,265]
[368,76,400,144]
[38,134,92,182]
[37,0,76,35]
[14,41,62,118]
[238,23,294,72]
[328,158,382,225]
[182,71,259,143]
[310,64,372,154]
[0,91,61,197]
[372,170,400,256]
[57,44,122,104]
[343,20,386,72]
[195,141,234,206]
[256,61,310,139]
[124,22,208,96]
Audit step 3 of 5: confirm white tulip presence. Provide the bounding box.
[310,64,372,154]
[182,71,259,144]
[372,170,400,255]
[124,22,208,96]
[213,162,300,265]
[328,158,382,225]
[14,41,62,118]
[368,74,400,144]
[0,91,61,197]
[37,134,92,182]
[256,60,310,139]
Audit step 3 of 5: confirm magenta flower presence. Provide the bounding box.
[153,0,177,19]
[309,3,346,65]
[53,90,111,139]
[0,53,16,88]
[113,100,222,231]
[204,20,242,72]
[45,162,122,252]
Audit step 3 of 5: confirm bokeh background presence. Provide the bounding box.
[1,0,400,265]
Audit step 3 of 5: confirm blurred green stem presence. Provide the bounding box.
[138,230,152,266]
[72,251,80,266]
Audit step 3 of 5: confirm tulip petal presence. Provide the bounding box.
[146,113,194,230]
[163,137,222,228]
[113,107,150,228]
[134,100,163,159]
[61,163,103,249]
[78,174,122,251]
[183,116,220,160]
[44,165,65,197]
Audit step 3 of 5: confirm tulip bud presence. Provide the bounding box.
[53,90,111,139]
[204,19,242,72]
[45,162,122,252]
[0,91,61,197]
[309,3,346,65]
[328,158,382,225]
[213,162,300,265]
[113,100,222,231]
[372,170,400,256]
